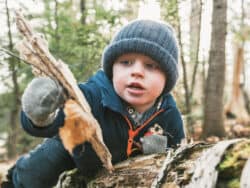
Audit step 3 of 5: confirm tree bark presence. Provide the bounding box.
[203,0,227,138]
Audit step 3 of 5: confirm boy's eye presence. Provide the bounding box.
[119,60,133,66]
[145,63,159,70]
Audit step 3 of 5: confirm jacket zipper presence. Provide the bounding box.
[123,109,164,156]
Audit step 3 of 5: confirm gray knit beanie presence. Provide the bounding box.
[102,19,179,93]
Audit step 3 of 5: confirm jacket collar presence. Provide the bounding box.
[89,70,126,114]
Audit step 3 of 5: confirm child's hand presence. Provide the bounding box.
[22,77,65,126]
[141,135,167,155]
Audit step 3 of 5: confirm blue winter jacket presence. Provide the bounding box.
[12,70,185,188]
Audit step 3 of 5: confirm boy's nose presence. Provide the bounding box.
[131,61,144,77]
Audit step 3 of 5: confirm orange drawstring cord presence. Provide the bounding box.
[123,109,164,156]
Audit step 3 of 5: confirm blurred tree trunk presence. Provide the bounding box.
[224,0,250,124]
[203,0,227,138]
[185,0,202,135]
[160,0,195,137]
[80,0,86,24]
[176,0,190,117]
[54,0,60,50]
[126,0,140,20]
[225,43,250,123]
[5,0,21,159]
[175,2,192,138]
[190,0,202,99]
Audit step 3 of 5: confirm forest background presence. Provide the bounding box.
[0,0,250,173]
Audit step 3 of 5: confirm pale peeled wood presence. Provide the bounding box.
[240,157,250,188]
[184,138,244,188]
[15,11,113,172]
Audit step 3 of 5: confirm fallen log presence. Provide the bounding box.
[56,138,250,188]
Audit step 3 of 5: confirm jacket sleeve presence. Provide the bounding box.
[165,107,185,147]
[12,136,75,188]
[20,109,65,137]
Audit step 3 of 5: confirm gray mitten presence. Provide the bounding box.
[22,77,65,127]
[141,135,167,155]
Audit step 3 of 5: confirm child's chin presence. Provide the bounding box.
[126,100,148,109]
[124,97,143,105]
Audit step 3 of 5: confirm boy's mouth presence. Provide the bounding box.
[127,82,145,90]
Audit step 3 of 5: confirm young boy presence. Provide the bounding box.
[4,19,184,188]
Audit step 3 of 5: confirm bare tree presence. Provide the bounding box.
[160,0,203,137]
[54,0,60,50]
[80,0,86,24]
[202,0,227,138]
[5,0,21,158]
[225,43,250,123]
[224,0,250,124]
[190,0,202,99]
[176,2,190,116]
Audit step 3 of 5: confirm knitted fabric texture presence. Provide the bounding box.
[102,19,179,93]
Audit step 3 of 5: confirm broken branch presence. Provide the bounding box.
[15,11,113,172]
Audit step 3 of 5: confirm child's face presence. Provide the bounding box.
[112,53,166,113]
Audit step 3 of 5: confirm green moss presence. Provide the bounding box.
[217,140,250,187]
[227,178,240,188]
[218,141,250,174]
